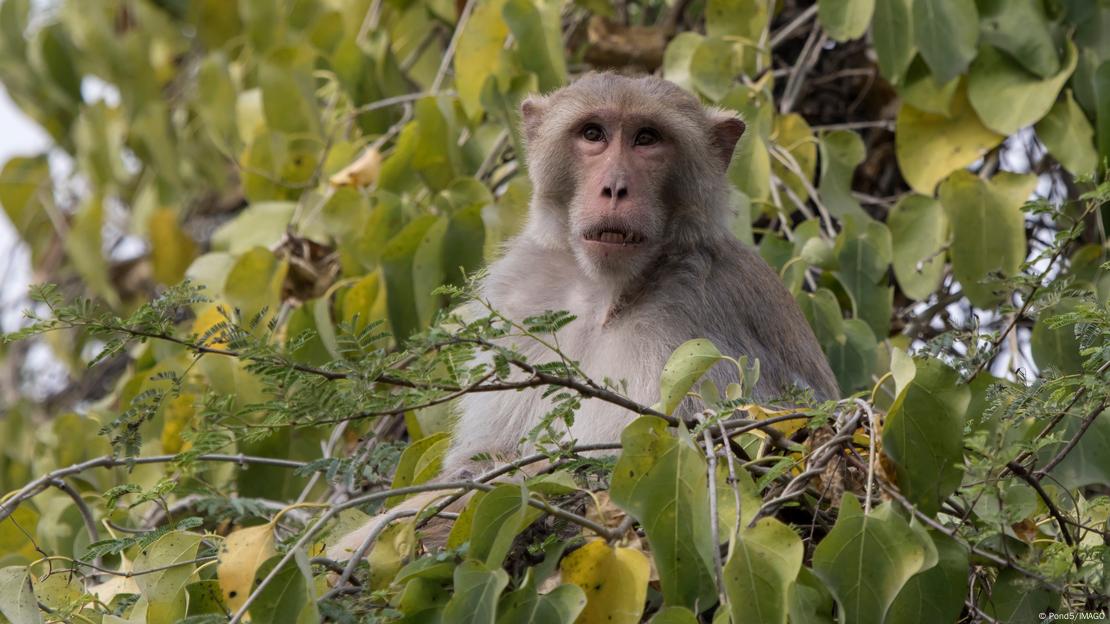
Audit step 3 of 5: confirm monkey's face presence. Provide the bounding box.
[520,73,746,283]
[565,110,673,279]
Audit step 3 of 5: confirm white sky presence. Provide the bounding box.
[0,86,47,330]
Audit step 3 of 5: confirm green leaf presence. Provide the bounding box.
[798,288,846,350]
[186,580,227,616]
[706,0,771,41]
[817,130,867,220]
[610,417,716,609]
[888,195,948,301]
[882,358,970,515]
[189,0,243,48]
[454,0,510,119]
[382,215,439,340]
[249,551,319,624]
[691,36,742,102]
[648,606,699,624]
[729,125,774,204]
[223,246,285,321]
[886,531,968,624]
[896,57,960,116]
[442,560,510,624]
[812,496,932,624]
[1031,298,1086,375]
[1096,58,1110,167]
[31,571,81,613]
[722,518,804,624]
[819,0,874,42]
[872,0,915,83]
[64,197,117,306]
[662,32,704,93]
[210,201,296,254]
[368,520,416,590]
[497,571,586,624]
[133,531,202,624]
[835,217,893,338]
[895,86,1004,194]
[194,52,239,150]
[789,567,836,624]
[0,506,41,563]
[411,97,461,191]
[443,202,487,287]
[826,318,879,394]
[771,113,818,204]
[239,0,283,52]
[259,62,319,137]
[0,566,42,624]
[968,41,1078,135]
[980,568,1058,623]
[503,0,565,93]
[939,171,1034,308]
[412,215,450,329]
[1041,410,1110,490]
[469,483,531,567]
[388,432,451,507]
[1035,90,1099,176]
[977,0,1060,78]
[912,0,979,84]
[0,156,54,264]
[657,339,724,415]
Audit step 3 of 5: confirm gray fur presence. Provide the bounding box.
[443,72,838,476]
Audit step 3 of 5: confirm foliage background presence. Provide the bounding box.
[0,0,1108,622]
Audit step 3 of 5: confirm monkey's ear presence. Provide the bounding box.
[709,113,746,169]
[520,97,546,143]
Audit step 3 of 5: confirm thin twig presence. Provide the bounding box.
[855,400,877,513]
[770,4,817,49]
[1033,395,1110,479]
[1005,461,1082,570]
[0,454,307,523]
[968,202,1097,380]
[864,458,1066,594]
[431,0,477,92]
[701,424,726,604]
[327,508,418,594]
[349,91,457,119]
[718,421,743,544]
[231,479,613,622]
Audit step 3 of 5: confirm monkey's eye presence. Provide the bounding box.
[634,128,661,146]
[581,123,606,142]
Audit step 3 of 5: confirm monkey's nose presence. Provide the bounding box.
[601,184,628,200]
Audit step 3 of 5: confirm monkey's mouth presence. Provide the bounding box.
[582,227,644,246]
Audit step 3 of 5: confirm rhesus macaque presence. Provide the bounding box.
[443,72,837,475]
[328,72,836,560]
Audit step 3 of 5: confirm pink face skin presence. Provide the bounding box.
[568,110,673,281]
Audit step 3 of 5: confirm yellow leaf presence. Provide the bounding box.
[368,519,416,590]
[192,303,230,348]
[217,523,276,612]
[148,208,198,285]
[560,539,650,624]
[160,392,196,454]
[744,404,808,437]
[90,556,140,603]
[895,86,1004,195]
[329,148,383,188]
[454,0,510,119]
[770,113,817,203]
[340,271,388,332]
